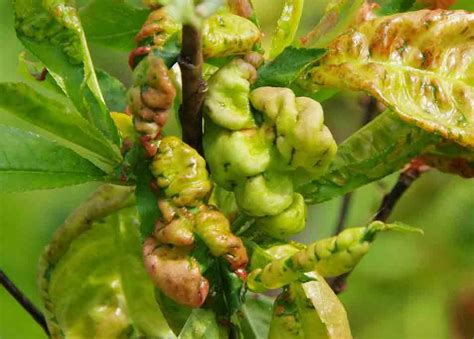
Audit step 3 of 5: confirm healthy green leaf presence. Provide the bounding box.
[38,185,176,338]
[96,69,128,112]
[0,125,106,192]
[80,0,149,51]
[178,309,221,339]
[135,154,161,237]
[239,294,273,339]
[0,82,122,167]
[376,0,416,14]
[269,0,304,58]
[14,0,120,144]
[300,0,364,48]
[300,111,437,203]
[308,9,474,147]
[254,47,325,88]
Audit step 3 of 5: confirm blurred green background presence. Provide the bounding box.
[1,0,473,338]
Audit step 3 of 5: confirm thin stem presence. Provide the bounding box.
[329,158,430,294]
[334,193,352,235]
[0,269,49,336]
[178,24,206,154]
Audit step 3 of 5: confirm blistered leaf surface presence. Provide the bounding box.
[308,9,474,147]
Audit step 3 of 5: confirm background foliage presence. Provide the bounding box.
[0,0,473,338]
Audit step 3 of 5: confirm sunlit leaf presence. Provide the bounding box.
[307,9,474,147]
[269,0,304,58]
[13,0,120,144]
[0,82,122,167]
[80,0,149,51]
[0,126,106,192]
[300,0,364,48]
[38,185,176,338]
[300,111,438,203]
[269,274,352,339]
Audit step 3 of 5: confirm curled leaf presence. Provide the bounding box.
[307,9,474,147]
[38,185,176,338]
[269,0,304,58]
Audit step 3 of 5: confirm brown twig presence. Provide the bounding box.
[0,269,50,336]
[178,25,206,154]
[334,193,353,235]
[329,158,430,293]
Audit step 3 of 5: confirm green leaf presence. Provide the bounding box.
[308,9,474,147]
[80,0,149,51]
[96,69,128,112]
[178,309,221,339]
[0,82,122,167]
[300,0,364,48]
[376,0,416,14]
[135,154,161,237]
[269,0,304,59]
[239,294,273,339]
[14,0,120,144]
[0,125,106,192]
[38,185,176,338]
[158,0,225,26]
[300,111,438,203]
[254,47,326,88]
[299,272,352,338]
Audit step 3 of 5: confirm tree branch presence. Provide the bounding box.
[334,193,353,235]
[329,158,430,294]
[0,269,49,336]
[178,24,206,154]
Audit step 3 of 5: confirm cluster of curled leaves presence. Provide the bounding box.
[1,0,473,338]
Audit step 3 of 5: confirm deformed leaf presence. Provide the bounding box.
[254,47,326,88]
[376,0,416,15]
[0,82,122,167]
[0,126,106,192]
[14,0,120,144]
[178,309,221,339]
[38,185,176,338]
[269,0,304,58]
[80,0,150,51]
[307,9,474,147]
[300,111,438,203]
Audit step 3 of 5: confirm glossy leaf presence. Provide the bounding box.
[308,9,474,147]
[178,309,221,339]
[80,0,149,51]
[268,275,352,339]
[13,0,120,144]
[300,111,438,203]
[0,125,105,192]
[0,82,122,167]
[300,0,364,48]
[96,69,128,112]
[269,0,304,58]
[254,47,325,88]
[38,185,176,338]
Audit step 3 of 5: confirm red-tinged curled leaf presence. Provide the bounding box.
[38,185,176,338]
[0,126,107,192]
[420,141,474,177]
[307,9,474,147]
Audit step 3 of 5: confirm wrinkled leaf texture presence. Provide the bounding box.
[13,0,120,144]
[38,185,176,338]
